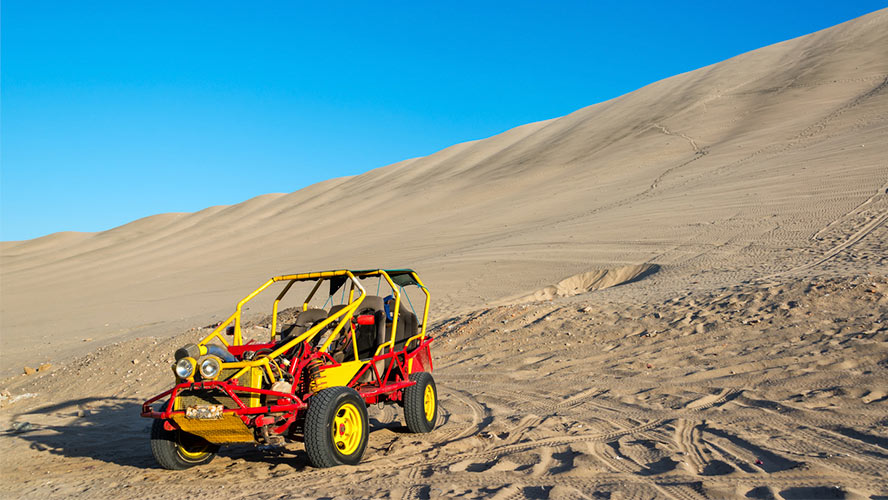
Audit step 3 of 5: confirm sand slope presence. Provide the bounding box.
[1,9,887,500]
[2,10,886,369]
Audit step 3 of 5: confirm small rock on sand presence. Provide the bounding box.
[10,422,34,433]
[38,363,52,372]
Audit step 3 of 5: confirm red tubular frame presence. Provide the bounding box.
[141,338,434,425]
[141,380,308,421]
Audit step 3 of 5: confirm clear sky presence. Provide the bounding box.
[2,1,885,241]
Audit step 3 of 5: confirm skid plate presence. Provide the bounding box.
[171,414,255,444]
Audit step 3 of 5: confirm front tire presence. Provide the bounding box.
[304,386,369,468]
[150,419,219,470]
[403,372,438,433]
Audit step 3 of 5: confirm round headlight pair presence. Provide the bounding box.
[199,356,222,380]
[174,357,196,379]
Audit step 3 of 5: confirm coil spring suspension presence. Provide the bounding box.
[306,358,323,393]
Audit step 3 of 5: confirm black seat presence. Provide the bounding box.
[387,303,419,351]
[274,309,329,357]
[323,296,387,361]
[327,303,348,319]
[279,308,328,340]
[353,296,386,360]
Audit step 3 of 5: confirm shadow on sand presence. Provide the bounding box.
[6,397,408,470]
[6,397,158,468]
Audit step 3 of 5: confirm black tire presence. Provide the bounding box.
[304,386,369,468]
[150,419,219,470]
[403,372,437,433]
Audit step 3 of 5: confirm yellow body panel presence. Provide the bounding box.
[239,366,264,408]
[311,360,365,392]
[171,414,254,444]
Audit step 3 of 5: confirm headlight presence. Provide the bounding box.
[174,357,196,379]
[199,356,222,380]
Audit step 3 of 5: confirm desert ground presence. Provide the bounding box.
[1,9,887,500]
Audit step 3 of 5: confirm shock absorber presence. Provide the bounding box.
[306,358,324,393]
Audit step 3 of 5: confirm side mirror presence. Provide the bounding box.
[356,314,376,326]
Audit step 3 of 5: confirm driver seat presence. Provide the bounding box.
[279,308,328,341]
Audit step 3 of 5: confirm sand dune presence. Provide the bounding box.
[2,9,886,369]
[1,9,887,499]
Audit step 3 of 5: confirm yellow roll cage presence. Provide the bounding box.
[194,269,430,384]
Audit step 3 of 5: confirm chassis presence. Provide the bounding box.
[141,269,437,469]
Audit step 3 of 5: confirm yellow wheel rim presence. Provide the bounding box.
[332,403,362,455]
[423,384,435,422]
[176,433,211,460]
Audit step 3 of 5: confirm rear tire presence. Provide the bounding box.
[150,419,219,470]
[403,372,437,433]
[304,386,369,467]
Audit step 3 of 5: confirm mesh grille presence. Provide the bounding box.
[177,388,239,410]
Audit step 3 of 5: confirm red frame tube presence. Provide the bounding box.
[141,338,435,430]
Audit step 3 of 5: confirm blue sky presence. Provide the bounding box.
[2,1,885,241]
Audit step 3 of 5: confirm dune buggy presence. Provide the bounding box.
[141,269,436,470]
